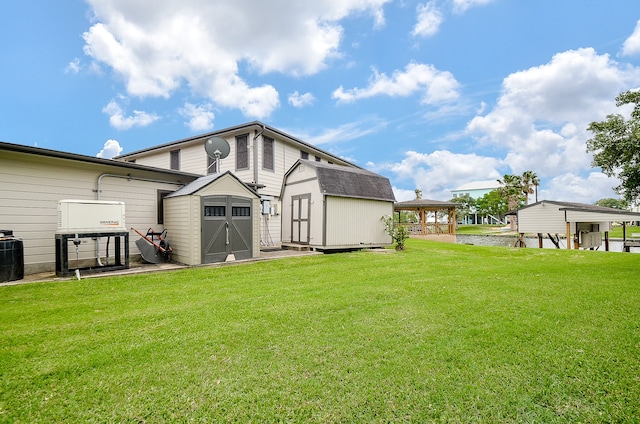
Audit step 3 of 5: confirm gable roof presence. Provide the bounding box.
[517,200,640,221]
[285,159,395,202]
[115,121,356,168]
[452,180,500,191]
[518,200,640,215]
[165,171,257,198]
[394,199,458,209]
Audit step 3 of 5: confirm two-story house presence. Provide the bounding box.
[115,121,356,245]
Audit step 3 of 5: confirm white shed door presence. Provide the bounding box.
[291,194,311,244]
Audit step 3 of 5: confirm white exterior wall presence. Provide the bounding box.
[163,195,197,265]
[164,175,260,265]
[518,203,616,234]
[324,197,393,247]
[517,203,569,234]
[281,163,323,244]
[0,150,189,274]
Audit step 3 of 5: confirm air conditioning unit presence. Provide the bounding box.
[57,200,126,234]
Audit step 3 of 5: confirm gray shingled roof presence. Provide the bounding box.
[296,160,396,202]
[165,171,256,198]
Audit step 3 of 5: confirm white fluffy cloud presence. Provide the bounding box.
[412,2,443,38]
[373,150,502,201]
[622,19,640,56]
[451,0,495,14]
[83,0,390,119]
[288,91,316,108]
[102,98,159,130]
[96,139,123,159]
[467,48,640,179]
[179,102,215,132]
[332,62,460,104]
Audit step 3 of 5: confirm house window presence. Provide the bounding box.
[301,151,309,160]
[157,190,173,224]
[207,155,218,174]
[315,155,321,162]
[236,134,249,170]
[263,136,274,171]
[170,150,180,170]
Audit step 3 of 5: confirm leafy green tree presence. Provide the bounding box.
[594,198,629,210]
[476,190,508,221]
[587,90,640,204]
[449,194,476,222]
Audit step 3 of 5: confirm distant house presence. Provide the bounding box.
[115,121,358,245]
[451,180,502,225]
[280,160,396,250]
[450,180,500,200]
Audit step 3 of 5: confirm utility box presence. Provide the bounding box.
[57,200,126,233]
[579,231,602,249]
[0,230,24,282]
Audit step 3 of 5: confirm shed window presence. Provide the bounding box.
[170,149,180,170]
[204,206,226,217]
[263,136,274,171]
[232,206,251,217]
[236,134,249,170]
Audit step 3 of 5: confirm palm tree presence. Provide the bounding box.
[497,174,523,211]
[498,174,523,230]
[521,171,540,204]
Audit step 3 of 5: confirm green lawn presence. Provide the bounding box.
[1,239,639,422]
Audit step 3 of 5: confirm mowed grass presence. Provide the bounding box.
[1,239,639,423]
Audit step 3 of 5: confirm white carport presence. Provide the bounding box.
[515,200,640,251]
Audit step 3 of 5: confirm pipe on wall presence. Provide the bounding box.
[95,173,185,266]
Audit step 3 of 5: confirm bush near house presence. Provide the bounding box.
[1,239,638,422]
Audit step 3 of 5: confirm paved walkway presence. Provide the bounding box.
[2,246,320,286]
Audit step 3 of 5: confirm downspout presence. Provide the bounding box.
[253,123,265,186]
[95,173,185,265]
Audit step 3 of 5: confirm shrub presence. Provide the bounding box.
[381,215,409,250]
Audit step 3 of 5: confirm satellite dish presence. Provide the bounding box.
[205,136,230,160]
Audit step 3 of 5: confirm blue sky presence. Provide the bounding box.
[2,0,640,203]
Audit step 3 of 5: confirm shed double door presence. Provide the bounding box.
[291,194,311,244]
[202,195,252,263]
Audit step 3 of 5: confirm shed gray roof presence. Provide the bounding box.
[165,171,257,198]
[289,160,396,202]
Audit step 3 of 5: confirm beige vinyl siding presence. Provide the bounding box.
[164,196,199,265]
[1,150,189,274]
[324,197,392,246]
[518,204,569,234]
[129,154,169,170]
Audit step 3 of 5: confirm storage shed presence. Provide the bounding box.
[280,160,396,250]
[164,171,260,264]
[515,200,640,251]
